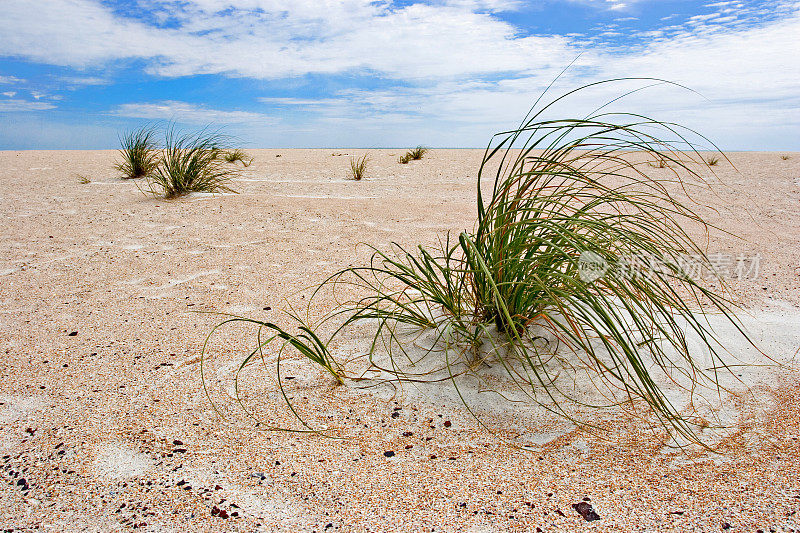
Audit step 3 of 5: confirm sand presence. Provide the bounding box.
[0,149,799,531]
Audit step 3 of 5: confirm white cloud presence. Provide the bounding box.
[0,75,25,84]
[0,99,56,112]
[2,92,16,98]
[0,0,578,80]
[57,76,109,87]
[112,100,272,124]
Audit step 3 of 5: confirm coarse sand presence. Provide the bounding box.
[1,149,799,531]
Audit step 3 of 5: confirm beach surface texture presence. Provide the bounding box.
[1,149,799,531]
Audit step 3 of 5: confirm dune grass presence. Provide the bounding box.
[224,148,253,166]
[399,146,428,164]
[77,174,91,184]
[144,127,239,198]
[114,125,160,179]
[349,154,369,180]
[706,155,720,166]
[209,79,753,444]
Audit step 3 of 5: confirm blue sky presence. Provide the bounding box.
[1,0,799,149]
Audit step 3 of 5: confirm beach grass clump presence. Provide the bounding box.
[706,155,720,166]
[223,149,253,166]
[114,125,160,179]
[77,174,91,184]
[145,127,239,198]
[211,80,751,444]
[349,154,368,180]
[399,146,428,164]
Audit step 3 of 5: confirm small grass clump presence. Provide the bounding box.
[77,174,91,184]
[399,146,428,164]
[210,79,754,445]
[349,154,368,180]
[706,155,720,166]
[223,149,253,166]
[114,125,160,179]
[145,127,239,198]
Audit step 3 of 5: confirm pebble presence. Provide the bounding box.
[572,501,601,521]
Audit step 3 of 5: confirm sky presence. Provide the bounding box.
[0,0,799,150]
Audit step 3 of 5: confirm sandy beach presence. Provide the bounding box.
[1,148,799,532]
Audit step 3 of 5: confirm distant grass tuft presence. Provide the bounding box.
[224,149,253,167]
[114,125,160,179]
[399,146,428,164]
[144,126,240,198]
[349,154,368,180]
[706,155,720,166]
[77,174,91,184]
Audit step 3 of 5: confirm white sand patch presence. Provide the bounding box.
[276,194,380,200]
[122,244,144,251]
[0,394,48,425]
[153,270,220,290]
[188,192,237,200]
[223,304,260,315]
[92,443,151,480]
[0,268,18,276]
[337,305,800,447]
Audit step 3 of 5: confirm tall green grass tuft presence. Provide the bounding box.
[145,127,239,198]
[114,125,160,179]
[349,154,368,180]
[213,80,753,443]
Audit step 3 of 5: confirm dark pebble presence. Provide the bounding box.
[572,502,601,521]
[173,440,183,446]
[383,451,395,458]
[68,331,78,336]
